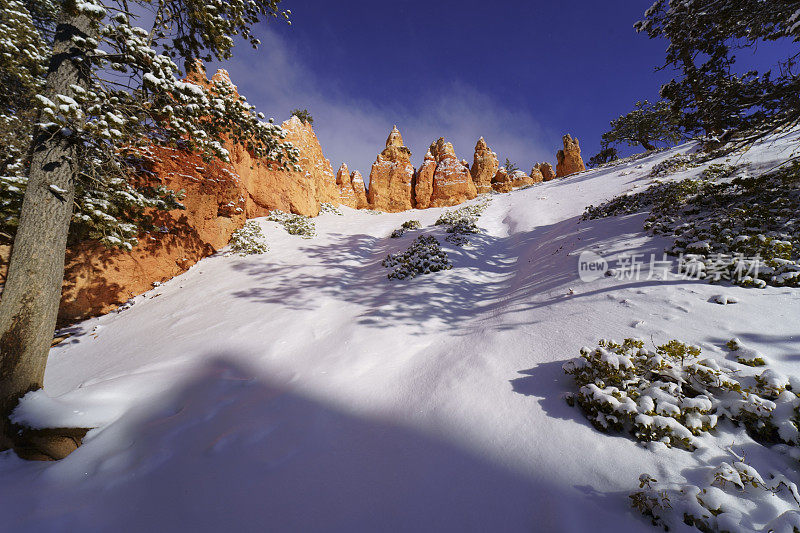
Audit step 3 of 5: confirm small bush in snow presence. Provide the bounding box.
[727,338,768,367]
[444,220,481,246]
[435,199,490,227]
[390,220,422,238]
[630,460,800,533]
[583,163,800,288]
[382,235,452,280]
[563,338,800,450]
[266,210,316,238]
[649,153,699,177]
[595,149,666,171]
[319,202,343,216]
[435,198,490,246]
[710,294,738,305]
[228,221,268,255]
[700,163,743,181]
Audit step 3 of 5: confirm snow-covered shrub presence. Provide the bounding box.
[435,198,490,246]
[319,203,343,216]
[382,235,452,280]
[435,199,490,227]
[390,220,422,238]
[444,220,482,246]
[711,294,738,305]
[266,210,316,238]
[593,148,665,170]
[583,178,707,220]
[649,153,699,177]
[700,163,743,181]
[630,461,800,533]
[228,220,268,255]
[727,338,767,367]
[583,163,800,288]
[563,338,800,450]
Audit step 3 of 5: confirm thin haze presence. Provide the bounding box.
[210,29,554,178]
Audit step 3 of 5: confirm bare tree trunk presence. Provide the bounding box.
[679,51,718,137]
[0,6,94,458]
[640,140,656,151]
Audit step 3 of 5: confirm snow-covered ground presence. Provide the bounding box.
[1,134,799,532]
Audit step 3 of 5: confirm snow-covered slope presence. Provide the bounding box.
[1,134,799,532]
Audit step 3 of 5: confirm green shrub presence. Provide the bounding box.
[630,461,800,533]
[390,220,422,238]
[319,203,343,216]
[649,153,699,177]
[382,235,452,280]
[565,335,800,532]
[700,163,742,181]
[583,163,800,288]
[266,210,316,238]
[228,221,268,255]
[563,338,800,450]
[435,198,490,246]
[727,337,768,367]
[290,108,314,125]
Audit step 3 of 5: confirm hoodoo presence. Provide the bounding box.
[470,137,499,194]
[555,134,586,177]
[367,126,416,212]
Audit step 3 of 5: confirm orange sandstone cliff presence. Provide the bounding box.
[53,70,343,323]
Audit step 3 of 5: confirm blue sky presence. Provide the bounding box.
[208,1,788,177]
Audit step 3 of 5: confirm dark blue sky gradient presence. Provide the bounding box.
[277,0,671,149]
[210,1,794,176]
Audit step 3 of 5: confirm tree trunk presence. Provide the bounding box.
[679,50,718,137]
[0,7,94,457]
[640,140,656,151]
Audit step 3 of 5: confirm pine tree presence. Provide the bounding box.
[588,147,619,168]
[503,158,519,174]
[290,108,313,125]
[600,100,681,151]
[636,0,800,141]
[0,0,56,242]
[0,0,298,459]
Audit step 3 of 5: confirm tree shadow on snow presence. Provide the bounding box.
[229,213,685,337]
[0,355,591,533]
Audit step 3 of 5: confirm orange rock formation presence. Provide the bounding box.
[350,170,369,209]
[556,134,586,177]
[232,115,339,217]
[414,150,437,209]
[529,167,544,184]
[534,162,557,181]
[367,126,416,212]
[491,167,513,193]
[50,69,342,323]
[421,137,477,208]
[470,137,499,194]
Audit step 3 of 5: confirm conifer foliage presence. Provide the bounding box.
[0,0,297,458]
[0,0,298,248]
[636,0,800,141]
[600,100,681,152]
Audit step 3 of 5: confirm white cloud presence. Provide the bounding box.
[212,30,558,182]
